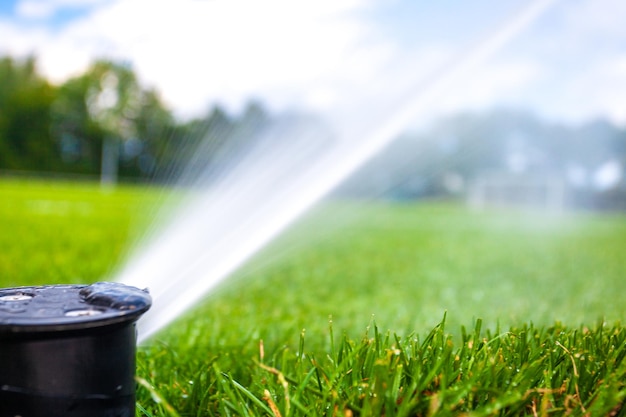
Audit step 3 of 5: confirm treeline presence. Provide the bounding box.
[0,55,273,181]
[3,55,626,209]
[341,108,626,209]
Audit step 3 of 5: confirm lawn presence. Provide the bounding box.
[1,177,626,415]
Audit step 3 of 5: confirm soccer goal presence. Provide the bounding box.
[467,173,566,212]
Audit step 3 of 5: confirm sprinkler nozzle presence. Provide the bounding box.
[0,282,151,417]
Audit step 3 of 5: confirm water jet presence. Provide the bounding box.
[0,282,151,417]
[117,0,555,343]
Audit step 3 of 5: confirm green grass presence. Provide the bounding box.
[1,177,626,416]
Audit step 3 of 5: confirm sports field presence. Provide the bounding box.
[2,178,625,415]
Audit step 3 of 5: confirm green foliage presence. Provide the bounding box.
[1,178,626,415]
[0,56,182,179]
[0,56,59,171]
[51,59,176,178]
[0,55,283,182]
[50,64,105,174]
[0,53,300,186]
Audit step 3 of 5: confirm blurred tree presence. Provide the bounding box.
[50,67,104,175]
[127,89,175,178]
[0,56,59,171]
[149,105,236,183]
[340,108,626,208]
[151,103,273,185]
[83,61,141,184]
[0,55,278,183]
[51,60,174,182]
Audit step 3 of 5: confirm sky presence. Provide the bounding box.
[0,0,625,126]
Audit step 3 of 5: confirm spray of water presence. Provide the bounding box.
[115,0,556,343]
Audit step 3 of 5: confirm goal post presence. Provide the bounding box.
[468,173,566,212]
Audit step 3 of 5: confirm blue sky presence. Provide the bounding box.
[0,0,625,126]
[0,0,93,29]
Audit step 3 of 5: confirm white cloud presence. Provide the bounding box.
[433,59,543,115]
[509,0,626,125]
[554,55,626,125]
[395,0,626,127]
[563,0,626,40]
[0,18,48,55]
[2,0,391,118]
[1,0,626,124]
[16,1,56,19]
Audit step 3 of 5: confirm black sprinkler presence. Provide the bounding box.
[0,282,151,417]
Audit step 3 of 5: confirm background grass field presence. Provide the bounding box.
[2,178,626,415]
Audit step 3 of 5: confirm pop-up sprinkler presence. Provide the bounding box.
[0,282,151,417]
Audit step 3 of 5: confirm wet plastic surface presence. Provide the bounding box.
[0,282,151,417]
[0,282,151,332]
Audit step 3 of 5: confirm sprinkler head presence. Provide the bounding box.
[0,282,151,417]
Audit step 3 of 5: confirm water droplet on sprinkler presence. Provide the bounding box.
[65,309,104,317]
[0,294,32,301]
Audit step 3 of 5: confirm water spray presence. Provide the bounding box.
[0,282,150,417]
[118,0,556,343]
